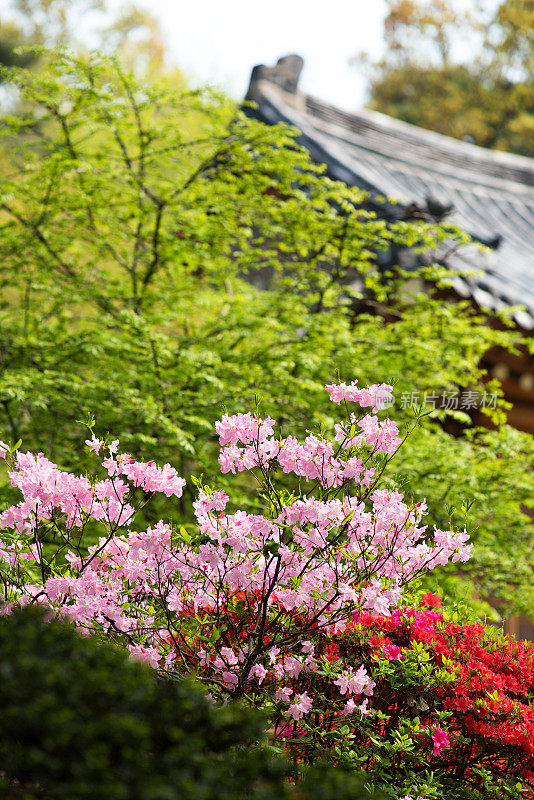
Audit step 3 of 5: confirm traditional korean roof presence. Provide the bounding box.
[245,55,534,329]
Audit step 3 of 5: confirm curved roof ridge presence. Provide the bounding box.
[304,94,534,189]
[308,95,534,171]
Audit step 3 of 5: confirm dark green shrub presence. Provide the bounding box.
[0,607,378,800]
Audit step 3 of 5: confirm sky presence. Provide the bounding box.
[109,0,389,111]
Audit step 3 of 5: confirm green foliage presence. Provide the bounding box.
[0,605,379,800]
[297,764,383,800]
[0,21,38,73]
[366,0,534,156]
[0,51,532,617]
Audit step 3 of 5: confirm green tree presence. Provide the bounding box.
[0,0,169,79]
[0,52,532,620]
[364,0,534,156]
[0,17,38,75]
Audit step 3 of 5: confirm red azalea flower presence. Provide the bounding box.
[419,592,442,608]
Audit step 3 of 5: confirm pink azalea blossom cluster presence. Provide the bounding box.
[0,381,472,730]
[0,441,184,540]
[217,387,401,482]
[334,664,375,697]
[325,382,394,413]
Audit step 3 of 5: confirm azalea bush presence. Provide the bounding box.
[0,381,469,685]
[0,382,466,771]
[1,380,532,798]
[258,593,534,800]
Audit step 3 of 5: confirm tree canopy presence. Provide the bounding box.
[364,0,534,156]
[0,0,168,77]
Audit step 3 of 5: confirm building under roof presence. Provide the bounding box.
[244,54,534,435]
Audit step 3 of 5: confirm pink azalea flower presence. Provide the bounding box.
[275,686,293,703]
[287,692,313,721]
[85,434,104,454]
[250,663,267,684]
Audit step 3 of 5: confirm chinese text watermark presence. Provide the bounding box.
[398,390,498,411]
